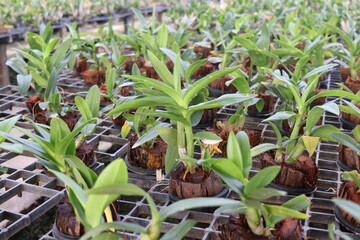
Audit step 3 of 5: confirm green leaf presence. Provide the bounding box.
[44,68,58,102]
[263,111,296,122]
[244,166,281,196]
[124,73,182,104]
[0,143,23,153]
[85,159,128,228]
[173,53,181,93]
[147,51,174,86]
[131,7,149,29]
[227,131,243,172]
[49,117,71,146]
[44,38,60,59]
[194,131,222,143]
[247,188,285,200]
[49,38,73,70]
[229,76,250,93]
[301,64,337,81]
[188,93,255,112]
[86,85,100,117]
[87,183,159,222]
[165,145,179,174]
[236,131,252,179]
[331,133,360,154]
[184,59,208,82]
[341,171,360,189]
[160,220,196,240]
[250,143,277,158]
[305,107,324,135]
[17,74,32,95]
[65,156,97,189]
[157,24,168,48]
[133,123,171,148]
[107,96,177,117]
[0,116,20,143]
[51,170,87,207]
[352,126,360,142]
[311,125,342,142]
[157,128,177,146]
[184,66,239,105]
[333,198,360,222]
[80,222,146,240]
[159,198,239,221]
[215,203,246,215]
[199,158,244,183]
[75,96,93,122]
[257,23,270,51]
[265,205,309,219]
[305,90,359,107]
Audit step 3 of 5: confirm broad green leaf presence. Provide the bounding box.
[236,131,252,178]
[263,111,296,122]
[124,73,182,104]
[0,116,20,143]
[184,66,239,105]
[311,125,342,142]
[165,145,179,174]
[131,7,149,29]
[184,59,208,82]
[107,96,177,117]
[194,131,222,144]
[44,38,60,59]
[157,128,177,146]
[85,159,128,228]
[159,197,239,221]
[86,85,100,117]
[247,188,286,200]
[17,74,32,95]
[305,107,324,135]
[65,155,97,188]
[333,198,360,222]
[331,133,360,154]
[244,166,281,196]
[49,117,71,147]
[31,71,47,88]
[265,205,309,219]
[0,143,23,153]
[75,96,93,121]
[227,131,243,171]
[188,93,255,112]
[147,51,174,86]
[250,143,278,158]
[87,183,159,222]
[199,158,244,182]
[133,123,171,148]
[215,203,246,214]
[44,68,58,102]
[157,24,168,48]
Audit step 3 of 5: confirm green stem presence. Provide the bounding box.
[184,122,194,159]
[177,122,186,157]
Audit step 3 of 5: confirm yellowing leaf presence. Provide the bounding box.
[121,121,131,139]
[302,136,319,157]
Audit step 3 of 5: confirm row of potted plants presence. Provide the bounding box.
[0,0,173,32]
[1,1,360,239]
